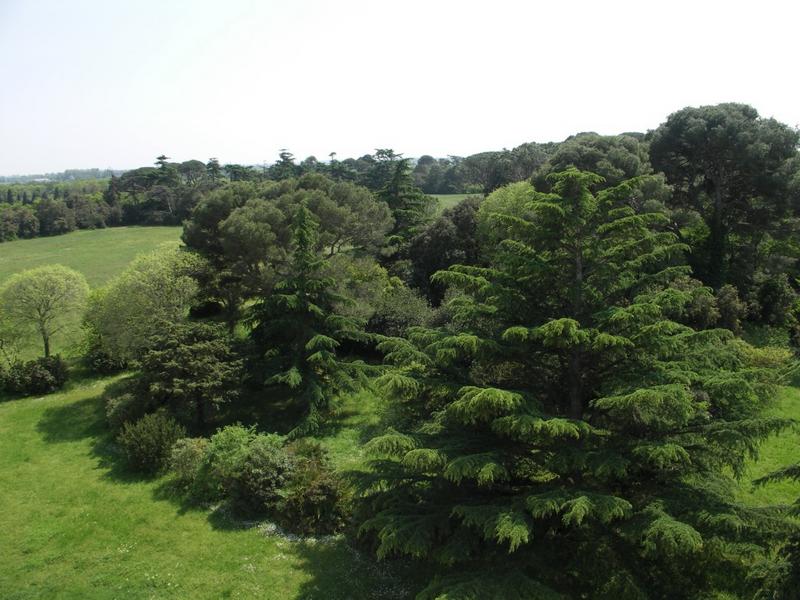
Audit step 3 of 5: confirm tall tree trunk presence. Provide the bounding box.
[42,334,50,358]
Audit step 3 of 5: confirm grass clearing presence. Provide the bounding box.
[0,376,415,599]
[432,194,477,214]
[737,385,800,506]
[0,226,182,288]
[0,226,182,359]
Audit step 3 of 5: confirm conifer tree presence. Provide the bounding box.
[249,204,365,436]
[377,157,434,248]
[358,169,791,598]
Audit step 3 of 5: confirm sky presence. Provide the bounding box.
[0,0,798,175]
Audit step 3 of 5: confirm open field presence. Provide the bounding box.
[0,376,415,600]
[0,226,183,287]
[432,194,478,214]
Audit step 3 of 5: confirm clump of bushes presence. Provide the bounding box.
[83,335,127,374]
[0,356,69,396]
[169,438,208,496]
[167,425,348,534]
[281,439,349,535]
[102,377,155,432]
[117,411,187,474]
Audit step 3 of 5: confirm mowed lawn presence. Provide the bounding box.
[0,226,182,287]
[0,377,412,600]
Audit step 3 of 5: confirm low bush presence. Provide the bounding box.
[228,434,294,515]
[202,424,256,493]
[117,411,186,474]
[1,356,69,395]
[84,339,127,374]
[105,391,150,432]
[169,438,208,496]
[165,426,350,533]
[717,284,747,334]
[280,439,349,535]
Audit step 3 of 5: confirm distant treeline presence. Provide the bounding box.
[0,168,124,184]
[0,138,620,241]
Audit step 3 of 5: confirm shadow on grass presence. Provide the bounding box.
[36,395,106,442]
[288,537,424,600]
[35,382,158,485]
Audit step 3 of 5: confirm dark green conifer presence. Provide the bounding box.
[358,169,791,598]
[249,204,365,436]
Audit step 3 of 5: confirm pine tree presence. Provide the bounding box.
[249,204,366,436]
[377,157,434,248]
[358,169,792,598]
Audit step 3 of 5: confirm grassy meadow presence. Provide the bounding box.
[0,226,182,288]
[0,226,182,359]
[432,193,477,214]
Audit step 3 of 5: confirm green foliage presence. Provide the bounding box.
[227,433,295,515]
[168,437,210,491]
[375,155,436,250]
[409,196,482,304]
[104,382,154,432]
[358,169,790,598]
[649,103,800,291]
[182,173,392,331]
[249,205,366,436]
[84,245,201,362]
[0,356,68,396]
[117,411,187,474]
[0,264,89,357]
[280,439,350,535]
[138,322,243,429]
[533,132,651,190]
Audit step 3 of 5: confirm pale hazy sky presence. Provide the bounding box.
[0,0,798,175]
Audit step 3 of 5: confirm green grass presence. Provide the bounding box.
[0,376,413,599]
[0,373,796,598]
[0,226,182,288]
[737,385,800,506]
[0,226,182,359]
[432,194,477,215]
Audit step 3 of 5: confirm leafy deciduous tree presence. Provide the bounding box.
[0,265,89,357]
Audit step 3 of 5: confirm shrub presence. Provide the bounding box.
[83,334,127,374]
[117,411,186,474]
[169,438,208,496]
[228,434,294,515]
[203,424,256,492]
[105,391,150,431]
[757,273,797,326]
[280,439,349,535]
[176,425,296,513]
[1,356,68,395]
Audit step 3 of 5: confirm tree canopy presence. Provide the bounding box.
[358,170,790,598]
[0,265,89,357]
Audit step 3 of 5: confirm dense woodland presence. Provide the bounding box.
[2,102,800,599]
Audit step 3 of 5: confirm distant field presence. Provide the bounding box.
[433,193,478,214]
[0,226,182,288]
